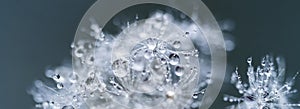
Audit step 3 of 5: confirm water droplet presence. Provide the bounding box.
[72,96,78,102]
[169,53,180,65]
[193,50,199,57]
[74,48,84,58]
[86,56,95,64]
[54,74,60,79]
[261,60,266,66]
[62,105,74,109]
[42,102,49,108]
[90,92,95,97]
[160,58,167,64]
[192,93,198,99]
[144,50,153,59]
[262,106,270,109]
[247,57,252,64]
[52,74,63,82]
[70,42,75,48]
[183,53,191,59]
[183,32,190,37]
[166,91,175,99]
[135,14,139,20]
[172,41,181,49]
[112,59,129,77]
[194,54,199,57]
[57,83,64,89]
[69,74,78,83]
[185,32,190,35]
[158,47,167,53]
[175,66,184,76]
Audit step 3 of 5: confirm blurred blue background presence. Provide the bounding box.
[1,0,300,108]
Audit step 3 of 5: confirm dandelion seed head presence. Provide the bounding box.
[225,55,300,109]
[29,11,216,109]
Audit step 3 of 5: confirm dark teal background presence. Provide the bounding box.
[1,0,300,108]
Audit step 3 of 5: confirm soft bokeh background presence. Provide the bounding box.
[1,0,300,108]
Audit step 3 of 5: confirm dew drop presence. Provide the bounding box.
[169,53,180,65]
[175,66,184,76]
[160,58,167,64]
[52,74,63,82]
[193,50,199,57]
[194,53,199,57]
[261,58,266,66]
[172,41,181,49]
[192,93,198,99]
[262,106,270,109]
[261,61,266,66]
[135,14,139,20]
[247,57,252,64]
[42,102,49,108]
[70,42,75,48]
[183,32,190,37]
[69,74,78,83]
[185,32,190,35]
[53,74,60,79]
[166,91,175,99]
[72,96,78,102]
[184,53,191,59]
[74,48,84,58]
[158,47,167,54]
[62,105,74,109]
[144,50,153,59]
[223,97,228,101]
[86,56,95,64]
[90,92,95,97]
[57,83,64,89]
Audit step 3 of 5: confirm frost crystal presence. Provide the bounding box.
[224,56,300,109]
[29,12,213,109]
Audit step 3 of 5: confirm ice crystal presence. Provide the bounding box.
[224,55,300,109]
[29,12,214,109]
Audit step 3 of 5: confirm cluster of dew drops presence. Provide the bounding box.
[29,13,212,109]
[224,55,300,109]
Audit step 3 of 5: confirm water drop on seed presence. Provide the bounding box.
[62,105,75,109]
[172,41,181,49]
[175,66,184,76]
[57,83,64,89]
[169,53,180,65]
[247,57,252,64]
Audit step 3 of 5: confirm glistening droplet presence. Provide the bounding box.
[175,66,184,76]
[169,53,180,65]
[172,41,181,49]
[57,83,64,89]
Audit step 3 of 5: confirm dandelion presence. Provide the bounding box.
[29,12,214,109]
[224,55,300,109]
